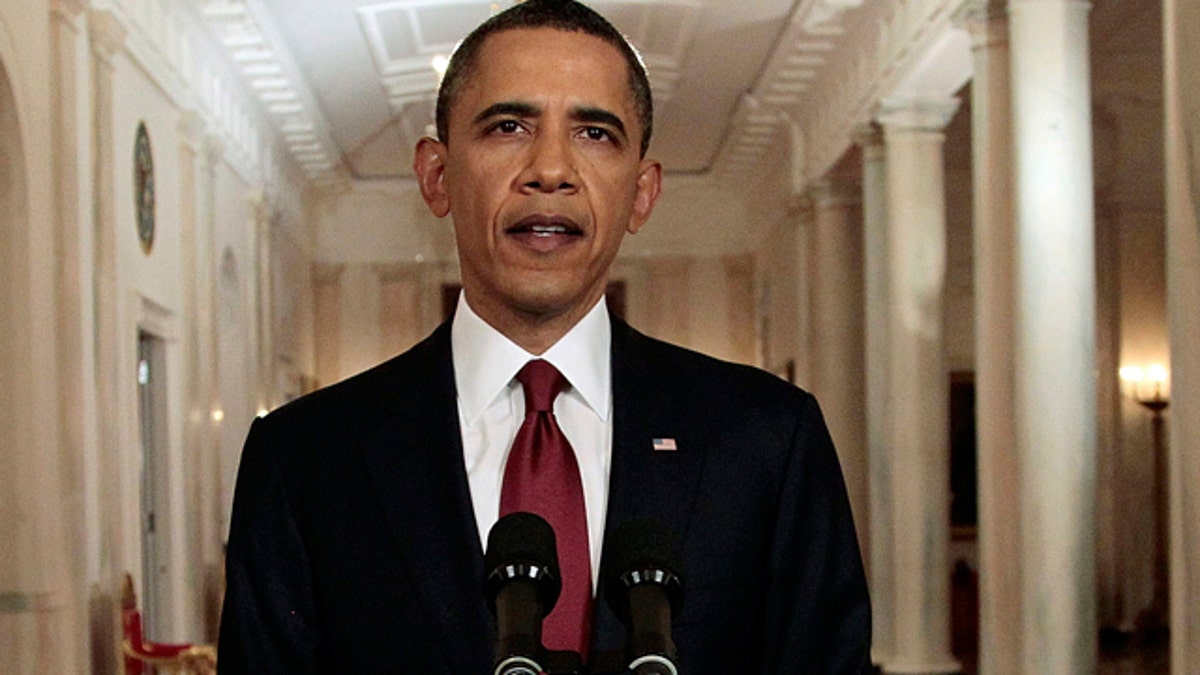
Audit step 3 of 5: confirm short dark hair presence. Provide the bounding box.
[435,0,654,157]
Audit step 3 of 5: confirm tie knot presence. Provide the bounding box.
[516,359,567,413]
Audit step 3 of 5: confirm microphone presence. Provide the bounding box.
[601,519,684,675]
[484,512,562,675]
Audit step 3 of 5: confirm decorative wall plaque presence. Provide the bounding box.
[134,121,155,254]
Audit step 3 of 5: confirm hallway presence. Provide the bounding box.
[1,0,1198,672]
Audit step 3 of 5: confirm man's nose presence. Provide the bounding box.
[519,133,578,193]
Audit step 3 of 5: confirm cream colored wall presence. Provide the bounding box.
[1,1,315,670]
[308,248,761,385]
[311,180,762,385]
[315,182,456,264]
[619,254,758,366]
[755,219,802,382]
[108,42,191,640]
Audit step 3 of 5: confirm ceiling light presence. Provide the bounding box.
[431,54,450,77]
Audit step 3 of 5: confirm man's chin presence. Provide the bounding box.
[505,285,603,322]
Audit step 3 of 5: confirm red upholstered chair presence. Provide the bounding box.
[121,573,217,674]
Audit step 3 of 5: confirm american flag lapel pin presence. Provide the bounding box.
[652,438,678,452]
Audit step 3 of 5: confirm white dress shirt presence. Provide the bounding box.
[451,292,612,588]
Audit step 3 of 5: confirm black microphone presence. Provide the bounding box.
[484,512,562,675]
[601,519,684,675]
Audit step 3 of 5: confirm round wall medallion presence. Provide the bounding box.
[134,121,156,255]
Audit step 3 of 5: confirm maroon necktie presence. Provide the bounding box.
[499,359,593,658]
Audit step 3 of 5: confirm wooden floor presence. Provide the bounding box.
[946,564,1171,674]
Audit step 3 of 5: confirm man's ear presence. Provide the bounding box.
[414,137,451,217]
[627,158,662,234]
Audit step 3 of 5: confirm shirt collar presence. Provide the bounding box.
[451,292,612,425]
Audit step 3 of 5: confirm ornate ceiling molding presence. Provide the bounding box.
[713,0,863,178]
[195,0,342,182]
[354,0,701,146]
[716,0,973,187]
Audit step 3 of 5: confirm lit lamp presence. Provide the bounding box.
[1119,364,1171,412]
[1118,363,1171,638]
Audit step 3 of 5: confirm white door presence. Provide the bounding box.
[137,330,170,638]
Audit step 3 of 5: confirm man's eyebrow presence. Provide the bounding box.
[472,101,539,125]
[572,106,627,137]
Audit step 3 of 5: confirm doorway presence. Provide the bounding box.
[137,330,170,639]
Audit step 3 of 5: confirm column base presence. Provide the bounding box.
[880,658,962,675]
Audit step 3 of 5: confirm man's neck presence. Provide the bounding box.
[463,293,603,356]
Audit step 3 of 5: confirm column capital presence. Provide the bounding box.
[202,134,225,170]
[644,256,691,277]
[1009,0,1093,7]
[810,178,861,208]
[853,123,885,162]
[956,0,1007,23]
[51,0,89,21]
[852,123,883,149]
[312,262,345,286]
[958,0,1010,48]
[87,9,126,60]
[178,111,208,151]
[785,192,815,224]
[247,188,276,226]
[721,253,753,276]
[877,96,961,132]
[373,263,416,284]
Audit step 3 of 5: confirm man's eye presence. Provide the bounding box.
[582,127,612,142]
[494,120,522,134]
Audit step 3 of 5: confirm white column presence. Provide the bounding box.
[855,124,894,667]
[878,96,961,675]
[313,262,346,389]
[87,1,126,588]
[1165,0,1200,670]
[964,4,1021,673]
[722,255,757,365]
[789,195,815,389]
[1010,0,1098,671]
[177,110,220,639]
[49,1,92,671]
[250,190,275,411]
[640,257,692,347]
[809,179,868,560]
[197,131,226,640]
[375,263,424,357]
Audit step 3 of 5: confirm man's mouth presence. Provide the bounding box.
[506,215,584,251]
[507,215,583,236]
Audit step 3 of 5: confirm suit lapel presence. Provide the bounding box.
[356,323,493,673]
[594,320,708,650]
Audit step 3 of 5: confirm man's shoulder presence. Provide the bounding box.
[256,321,453,438]
[614,320,812,409]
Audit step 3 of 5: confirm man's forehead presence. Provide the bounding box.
[462,27,634,102]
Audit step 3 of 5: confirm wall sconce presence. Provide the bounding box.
[1116,363,1172,635]
[1118,364,1170,413]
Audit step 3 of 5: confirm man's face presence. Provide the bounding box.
[414,28,661,327]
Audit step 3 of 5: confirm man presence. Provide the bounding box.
[218,1,870,672]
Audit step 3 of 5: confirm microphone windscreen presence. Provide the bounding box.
[601,519,684,613]
[484,512,562,613]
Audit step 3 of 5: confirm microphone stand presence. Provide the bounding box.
[540,649,585,674]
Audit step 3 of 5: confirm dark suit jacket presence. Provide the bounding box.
[218,319,870,673]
